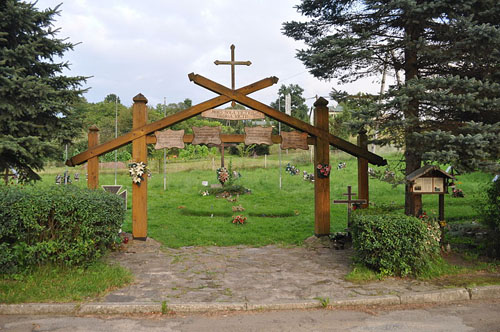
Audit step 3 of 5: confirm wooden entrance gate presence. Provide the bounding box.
[67,73,386,239]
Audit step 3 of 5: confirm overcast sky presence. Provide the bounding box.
[34,0,381,109]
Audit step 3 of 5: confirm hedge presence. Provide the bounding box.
[0,185,124,274]
[351,210,441,277]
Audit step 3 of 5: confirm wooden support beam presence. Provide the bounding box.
[132,94,148,240]
[146,134,316,145]
[439,194,445,221]
[87,125,99,189]
[188,73,387,166]
[314,98,330,236]
[66,76,278,166]
[357,130,369,209]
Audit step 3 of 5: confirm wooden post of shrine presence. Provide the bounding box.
[87,125,99,189]
[314,97,330,236]
[357,129,369,208]
[132,93,148,240]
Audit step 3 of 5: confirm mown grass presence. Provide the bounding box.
[39,150,492,248]
[0,260,132,303]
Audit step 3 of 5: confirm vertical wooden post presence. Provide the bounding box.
[314,97,330,236]
[439,194,445,221]
[132,93,148,240]
[87,125,99,189]
[357,129,369,208]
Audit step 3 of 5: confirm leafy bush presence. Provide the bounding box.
[0,185,124,274]
[179,144,217,160]
[351,211,441,277]
[481,180,500,231]
[480,180,500,257]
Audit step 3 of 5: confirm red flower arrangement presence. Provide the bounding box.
[316,163,332,178]
[217,167,229,185]
[232,215,247,225]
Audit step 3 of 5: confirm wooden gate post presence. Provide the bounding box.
[132,93,148,240]
[314,97,330,236]
[87,125,99,189]
[357,129,369,208]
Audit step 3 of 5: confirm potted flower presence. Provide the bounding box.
[316,163,332,178]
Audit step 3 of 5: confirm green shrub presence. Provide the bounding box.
[481,180,500,231]
[480,180,500,257]
[351,211,441,277]
[0,185,124,274]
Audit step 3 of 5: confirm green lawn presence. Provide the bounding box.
[39,151,491,248]
[0,261,132,304]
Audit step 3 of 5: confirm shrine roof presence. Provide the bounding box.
[406,165,456,181]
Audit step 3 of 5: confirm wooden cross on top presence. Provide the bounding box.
[333,185,367,228]
[214,44,251,107]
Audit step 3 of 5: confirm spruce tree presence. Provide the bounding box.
[0,1,87,183]
[283,0,500,215]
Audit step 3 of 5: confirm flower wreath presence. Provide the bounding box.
[316,163,332,178]
[129,162,148,185]
[216,167,229,185]
[232,215,247,225]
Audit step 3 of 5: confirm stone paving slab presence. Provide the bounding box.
[2,237,500,315]
[103,237,443,305]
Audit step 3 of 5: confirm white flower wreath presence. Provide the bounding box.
[128,162,147,185]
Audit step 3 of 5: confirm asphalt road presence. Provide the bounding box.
[1,300,499,332]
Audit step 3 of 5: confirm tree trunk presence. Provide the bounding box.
[403,16,422,216]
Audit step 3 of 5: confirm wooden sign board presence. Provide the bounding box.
[192,126,222,145]
[201,109,265,120]
[281,131,309,150]
[413,177,444,193]
[244,126,273,145]
[154,129,185,149]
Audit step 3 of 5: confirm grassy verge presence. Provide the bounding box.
[0,260,132,304]
[345,255,500,288]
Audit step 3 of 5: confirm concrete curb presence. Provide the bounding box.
[1,286,500,315]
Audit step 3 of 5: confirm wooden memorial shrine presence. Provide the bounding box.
[406,165,455,220]
[66,44,387,240]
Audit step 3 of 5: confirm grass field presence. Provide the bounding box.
[39,150,493,248]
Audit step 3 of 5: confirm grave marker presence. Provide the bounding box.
[333,185,367,229]
[102,185,128,210]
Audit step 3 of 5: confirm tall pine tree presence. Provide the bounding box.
[283,0,500,215]
[0,1,87,183]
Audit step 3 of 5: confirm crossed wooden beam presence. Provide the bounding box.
[66,74,387,167]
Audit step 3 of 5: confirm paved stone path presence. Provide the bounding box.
[103,236,441,304]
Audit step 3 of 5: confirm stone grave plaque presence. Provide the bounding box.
[281,131,309,150]
[192,126,222,145]
[102,185,122,194]
[202,109,265,120]
[244,126,273,145]
[154,129,185,149]
[118,190,128,210]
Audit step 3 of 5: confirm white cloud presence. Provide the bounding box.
[34,0,381,107]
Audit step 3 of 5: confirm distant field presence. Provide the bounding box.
[39,150,492,248]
